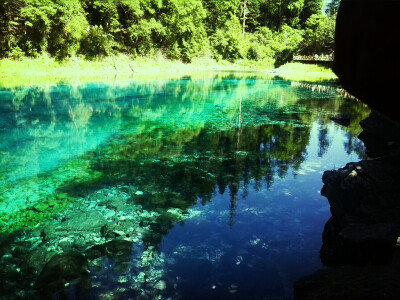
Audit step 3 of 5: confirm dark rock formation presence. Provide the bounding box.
[294,263,400,300]
[295,111,400,298]
[329,113,351,127]
[333,0,400,123]
[358,111,400,158]
[295,1,400,298]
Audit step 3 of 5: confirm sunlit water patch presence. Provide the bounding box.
[0,74,370,299]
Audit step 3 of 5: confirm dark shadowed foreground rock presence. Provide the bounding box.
[358,111,400,158]
[35,251,91,299]
[333,0,400,123]
[294,262,400,300]
[319,152,400,266]
[295,109,400,299]
[296,0,400,297]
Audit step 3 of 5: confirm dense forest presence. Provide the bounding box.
[0,0,340,66]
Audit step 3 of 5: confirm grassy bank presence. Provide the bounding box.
[0,55,337,88]
[272,62,338,82]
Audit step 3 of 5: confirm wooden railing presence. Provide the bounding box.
[293,54,333,62]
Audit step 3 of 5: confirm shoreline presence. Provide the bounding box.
[0,55,338,88]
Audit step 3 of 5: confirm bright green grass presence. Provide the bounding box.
[0,55,337,88]
[273,62,338,82]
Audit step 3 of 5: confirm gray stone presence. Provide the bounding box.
[35,251,90,299]
[100,221,133,239]
[42,210,107,240]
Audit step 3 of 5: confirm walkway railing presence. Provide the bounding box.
[293,54,333,62]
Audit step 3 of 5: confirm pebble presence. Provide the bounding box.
[154,280,166,290]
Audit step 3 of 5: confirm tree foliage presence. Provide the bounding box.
[0,0,335,65]
[300,14,335,55]
[325,0,340,17]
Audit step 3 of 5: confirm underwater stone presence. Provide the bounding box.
[22,248,56,276]
[86,240,133,262]
[42,210,107,240]
[58,237,76,251]
[11,245,30,260]
[35,251,90,298]
[32,203,50,212]
[89,193,107,203]
[100,221,133,239]
[154,280,166,290]
[105,196,126,210]
[113,262,132,275]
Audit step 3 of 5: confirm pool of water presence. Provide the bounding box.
[0,73,370,299]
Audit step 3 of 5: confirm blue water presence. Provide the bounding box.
[0,74,369,299]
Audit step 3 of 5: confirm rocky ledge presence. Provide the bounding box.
[294,111,400,299]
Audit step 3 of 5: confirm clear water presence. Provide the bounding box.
[0,73,369,299]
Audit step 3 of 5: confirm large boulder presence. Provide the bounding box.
[34,251,90,299]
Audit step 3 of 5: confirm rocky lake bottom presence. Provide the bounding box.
[0,74,371,299]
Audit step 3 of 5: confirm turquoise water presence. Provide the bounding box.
[0,74,369,299]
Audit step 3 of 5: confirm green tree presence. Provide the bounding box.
[211,15,247,61]
[48,0,88,59]
[128,18,165,56]
[300,0,322,26]
[161,0,210,61]
[19,0,57,56]
[271,24,304,66]
[299,13,335,55]
[246,27,275,64]
[256,0,305,31]
[201,0,240,35]
[0,1,24,58]
[79,25,113,59]
[325,0,340,17]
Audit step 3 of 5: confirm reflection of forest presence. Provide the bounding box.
[61,123,311,241]
[0,74,370,235]
[290,81,357,99]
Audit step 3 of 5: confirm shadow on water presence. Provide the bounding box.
[0,73,370,299]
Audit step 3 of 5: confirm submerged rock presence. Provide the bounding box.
[154,280,166,290]
[42,210,107,241]
[329,113,351,126]
[35,251,90,299]
[86,240,133,262]
[22,248,57,276]
[100,220,134,239]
